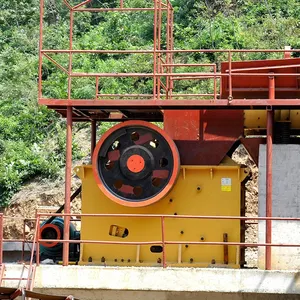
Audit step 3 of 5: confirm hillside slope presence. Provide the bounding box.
[0,0,299,206]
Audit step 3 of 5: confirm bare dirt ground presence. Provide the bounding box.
[232,145,258,268]
[1,128,91,240]
[2,131,259,267]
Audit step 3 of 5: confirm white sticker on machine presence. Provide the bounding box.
[221,178,232,192]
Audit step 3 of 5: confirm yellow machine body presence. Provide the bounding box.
[75,157,249,268]
[244,110,300,133]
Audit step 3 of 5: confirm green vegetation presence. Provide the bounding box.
[0,0,299,206]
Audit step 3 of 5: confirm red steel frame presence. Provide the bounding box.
[0,212,300,270]
[34,213,300,269]
[36,1,300,269]
[38,1,300,110]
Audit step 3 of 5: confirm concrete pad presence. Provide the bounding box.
[3,265,299,294]
[258,145,300,270]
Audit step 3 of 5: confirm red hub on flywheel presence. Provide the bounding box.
[126,154,145,173]
[92,121,180,207]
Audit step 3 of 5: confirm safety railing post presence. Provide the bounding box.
[265,74,275,270]
[38,0,44,100]
[161,216,166,268]
[63,106,73,266]
[214,64,217,101]
[36,215,40,266]
[228,51,232,101]
[153,0,158,99]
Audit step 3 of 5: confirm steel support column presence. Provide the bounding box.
[91,120,97,157]
[63,106,73,266]
[265,75,274,270]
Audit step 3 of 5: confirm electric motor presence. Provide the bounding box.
[39,217,80,262]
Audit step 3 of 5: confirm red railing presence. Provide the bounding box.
[31,213,300,269]
[39,48,300,106]
[38,0,300,108]
[0,212,299,269]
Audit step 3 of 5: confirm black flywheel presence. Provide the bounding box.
[92,121,180,207]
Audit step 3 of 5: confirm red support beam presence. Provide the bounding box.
[265,75,274,270]
[63,106,73,266]
[91,120,97,157]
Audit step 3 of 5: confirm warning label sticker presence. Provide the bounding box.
[221,178,232,192]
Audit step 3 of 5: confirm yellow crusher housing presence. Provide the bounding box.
[75,121,251,268]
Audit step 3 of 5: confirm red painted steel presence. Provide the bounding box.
[33,238,300,248]
[164,110,243,165]
[240,138,266,166]
[41,49,300,54]
[34,212,300,268]
[161,216,166,268]
[63,107,73,266]
[38,1,300,117]
[39,99,300,109]
[221,58,300,100]
[68,10,74,100]
[38,0,44,100]
[266,76,275,270]
[164,111,201,141]
[39,224,61,248]
[75,8,168,12]
[73,1,93,10]
[91,120,97,156]
[36,215,41,266]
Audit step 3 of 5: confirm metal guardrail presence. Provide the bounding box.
[0,212,299,269]
[31,213,300,268]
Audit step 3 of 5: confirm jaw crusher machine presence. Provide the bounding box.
[75,57,300,267]
[76,115,250,268]
[38,56,300,267]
